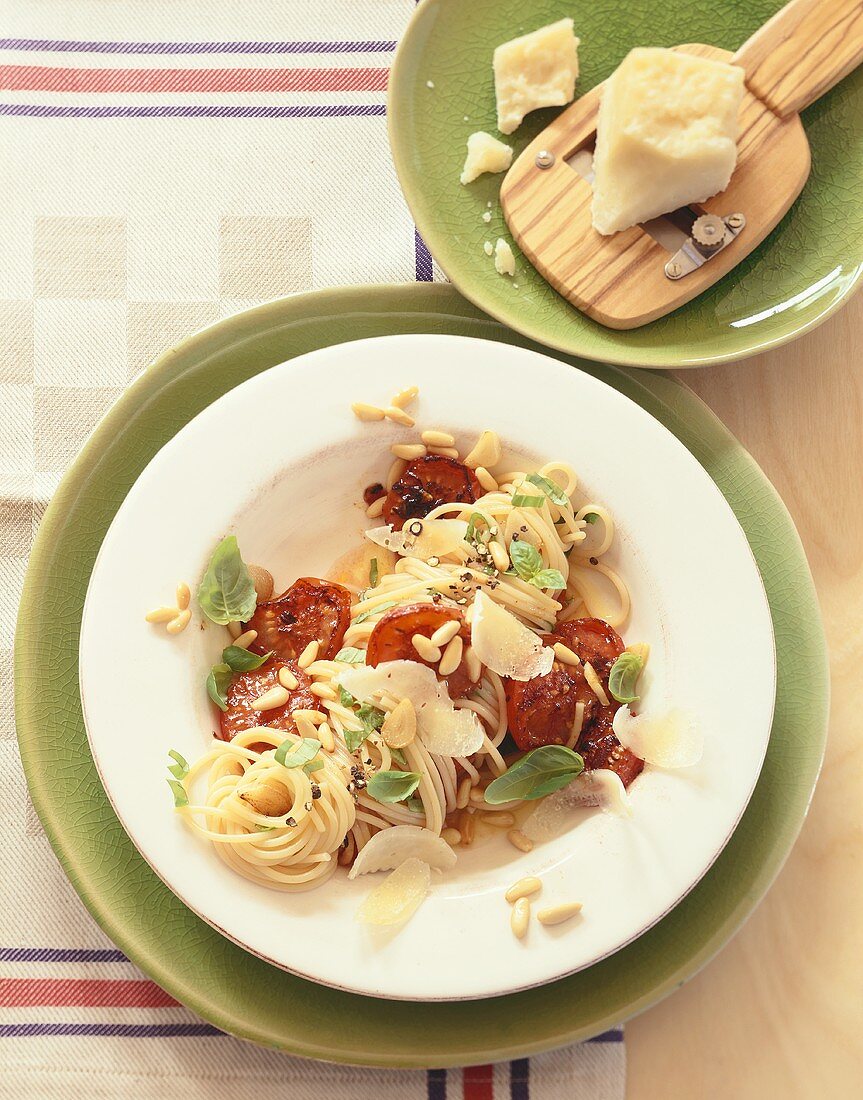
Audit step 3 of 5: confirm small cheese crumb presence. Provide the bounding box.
[494,238,516,276]
[483,240,494,256]
[460,131,513,186]
[482,210,492,223]
[426,80,435,89]
[463,115,470,121]
[494,18,580,135]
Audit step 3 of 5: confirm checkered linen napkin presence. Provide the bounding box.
[0,1,625,1094]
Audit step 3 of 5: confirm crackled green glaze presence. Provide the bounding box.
[389,0,863,367]
[15,286,828,1066]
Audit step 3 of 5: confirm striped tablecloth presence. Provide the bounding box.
[0,2,625,1095]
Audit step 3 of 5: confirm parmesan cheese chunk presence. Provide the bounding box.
[355,858,431,926]
[366,519,468,560]
[470,590,554,681]
[612,705,702,768]
[494,238,516,276]
[592,48,745,235]
[337,661,484,757]
[493,18,580,135]
[460,131,513,185]
[349,826,456,879]
[524,770,632,841]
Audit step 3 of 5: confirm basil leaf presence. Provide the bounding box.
[525,472,568,507]
[608,651,644,704]
[197,535,257,625]
[484,745,584,804]
[511,493,545,508]
[509,540,543,582]
[166,778,188,807]
[167,749,189,780]
[275,737,321,768]
[303,758,325,775]
[338,687,385,752]
[389,747,408,767]
[369,557,379,588]
[222,645,272,672]
[530,568,567,591]
[584,512,599,524]
[366,770,422,804]
[334,647,366,664]
[206,663,233,712]
[405,796,424,814]
[354,600,397,625]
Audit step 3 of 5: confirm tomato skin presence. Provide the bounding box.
[382,455,482,530]
[366,602,475,700]
[217,657,316,743]
[503,617,643,787]
[244,577,351,662]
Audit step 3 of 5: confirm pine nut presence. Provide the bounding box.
[384,405,415,427]
[507,829,534,853]
[310,682,337,701]
[318,722,336,753]
[338,834,356,866]
[252,685,290,711]
[233,629,258,650]
[227,621,243,639]
[248,564,274,603]
[441,827,462,846]
[537,902,583,926]
[391,386,419,410]
[412,634,441,662]
[421,429,456,448]
[511,897,531,939]
[294,715,320,741]
[386,457,407,491]
[428,446,460,458]
[240,779,291,817]
[481,810,515,827]
[298,641,319,669]
[166,609,191,635]
[175,583,191,611]
[469,787,487,806]
[584,661,610,706]
[458,809,476,845]
[145,606,179,623]
[366,496,385,518]
[430,620,460,648]
[489,542,509,572]
[465,646,482,683]
[505,876,542,904]
[475,466,499,492]
[352,402,385,422]
[456,776,472,809]
[465,430,502,470]
[291,709,327,725]
[391,443,427,460]
[381,697,417,748]
[278,666,299,690]
[438,634,464,676]
[553,641,581,667]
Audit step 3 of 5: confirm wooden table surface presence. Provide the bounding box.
[626,291,863,1097]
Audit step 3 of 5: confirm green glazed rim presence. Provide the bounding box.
[15,285,828,1067]
[388,0,863,368]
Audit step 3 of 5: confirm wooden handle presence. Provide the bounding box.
[734,0,863,116]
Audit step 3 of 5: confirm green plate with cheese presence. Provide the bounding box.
[388,0,863,368]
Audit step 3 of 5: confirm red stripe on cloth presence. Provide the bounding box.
[0,979,178,1008]
[0,65,389,93]
[463,1064,495,1100]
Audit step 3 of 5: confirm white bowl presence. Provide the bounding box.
[79,334,775,1001]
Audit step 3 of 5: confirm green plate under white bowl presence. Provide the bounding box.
[388,0,863,368]
[15,285,828,1066]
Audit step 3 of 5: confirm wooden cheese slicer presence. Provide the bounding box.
[499,0,863,329]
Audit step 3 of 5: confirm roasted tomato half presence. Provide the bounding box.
[382,455,482,530]
[366,603,476,700]
[504,617,642,787]
[218,657,316,743]
[244,576,351,662]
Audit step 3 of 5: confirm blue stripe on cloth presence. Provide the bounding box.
[0,104,387,119]
[426,1067,447,1099]
[0,947,128,963]
[510,1058,530,1099]
[415,229,433,282]
[0,1023,222,1038]
[0,39,397,54]
[588,1029,625,1043]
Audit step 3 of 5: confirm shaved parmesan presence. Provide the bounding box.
[365,519,468,561]
[349,825,456,879]
[523,769,631,841]
[613,706,702,768]
[337,661,484,757]
[470,590,554,681]
[355,857,431,926]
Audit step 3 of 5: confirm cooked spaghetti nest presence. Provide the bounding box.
[175,727,357,891]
